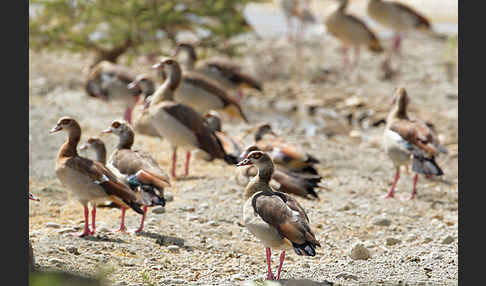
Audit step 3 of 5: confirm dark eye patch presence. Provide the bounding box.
[252,153,262,159]
[60,119,71,125]
[112,121,121,128]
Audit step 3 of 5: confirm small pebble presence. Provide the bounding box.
[48,258,64,265]
[336,272,358,280]
[423,237,433,244]
[207,220,219,227]
[45,222,61,228]
[167,245,180,252]
[56,227,76,234]
[152,206,165,214]
[373,217,392,227]
[349,243,371,260]
[386,238,402,246]
[441,235,455,244]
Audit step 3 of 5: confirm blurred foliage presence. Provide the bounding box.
[29,0,262,66]
[29,271,104,286]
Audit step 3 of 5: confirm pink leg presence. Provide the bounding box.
[341,46,349,67]
[184,151,191,177]
[353,46,361,69]
[265,247,275,280]
[114,207,127,233]
[276,251,286,280]
[393,34,402,55]
[135,206,148,233]
[90,205,96,235]
[123,108,132,124]
[410,174,419,200]
[404,165,409,175]
[237,89,244,102]
[385,167,400,198]
[171,147,177,178]
[78,205,91,237]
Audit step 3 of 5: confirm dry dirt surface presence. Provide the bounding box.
[29,30,458,286]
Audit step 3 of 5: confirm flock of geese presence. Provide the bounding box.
[30,0,450,281]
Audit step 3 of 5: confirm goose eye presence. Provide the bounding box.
[60,119,71,125]
[112,122,120,128]
[252,153,262,159]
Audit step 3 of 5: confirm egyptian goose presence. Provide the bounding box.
[203,111,244,163]
[153,56,249,123]
[237,151,321,280]
[127,74,161,137]
[174,43,263,102]
[238,145,321,200]
[367,0,431,54]
[253,124,321,176]
[383,87,446,199]
[85,61,139,123]
[50,116,144,237]
[102,120,171,232]
[145,58,236,178]
[79,137,107,165]
[325,0,383,68]
[275,0,316,41]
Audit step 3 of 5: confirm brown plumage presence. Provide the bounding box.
[102,120,170,232]
[51,117,143,237]
[325,0,383,67]
[148,58,235,178]
[253,124,321,176]
[383,87,446,199]
[174,43,263,101]
[85,61,139,123]
[238,151,320,280]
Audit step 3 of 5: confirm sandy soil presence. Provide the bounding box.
[29,23,458,286]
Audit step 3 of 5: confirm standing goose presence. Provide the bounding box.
[102,120,171,232]
[237,151,321,280]
[153,56,249,123]
[383,87,446,199]
[85,61,140,123]
[275,0,316,41]
[174,43,263,102]
[50,117,144,237]
[253,123,321,176]
[367,0,431,54]
[146,58,236,178]
[127,74,160,137]
[325,0,383,68]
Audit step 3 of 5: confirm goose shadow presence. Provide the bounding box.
[173,175,205,181]
[80,234,127,243]
[136,231,192,251]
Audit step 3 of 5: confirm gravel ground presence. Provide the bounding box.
[29,28,458,286]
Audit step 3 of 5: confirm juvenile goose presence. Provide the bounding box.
[237,151,321,280]
[85,61,139,123]
[153,56,249,122]
[146,58,236,178]
[127,74,160,137]
[367,0,431,54]
[325,0,383,68]
[238,145,321,200]
[50,117,143,237]
[102,120,171,232]
[253,124,321,176]
[174,43,263,101]
[383,87,446,199]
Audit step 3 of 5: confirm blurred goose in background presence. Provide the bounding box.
[85,61,139,123]
[275,0,316,41]
[238,145,321,200]
[80,137,107,165]
[102,120,170,233]
[383,87,447,199]
[325,0,383,68]
[153,54,249,123]
[253,123,321,176]
[173,42,263,102]
[367,0,432,55]
[147,58,237,178]
[204,111,244,163]
[127,74,160,137]
[50,117,144,237]
[237,151,321,280]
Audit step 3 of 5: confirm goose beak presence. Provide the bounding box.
[236,158,252,167]
[127,81,139,90]
[49,125,62,134]
[29,193,40,201]
[101,128,112,134]
[152,62,163,69]
[79,143,89,151]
